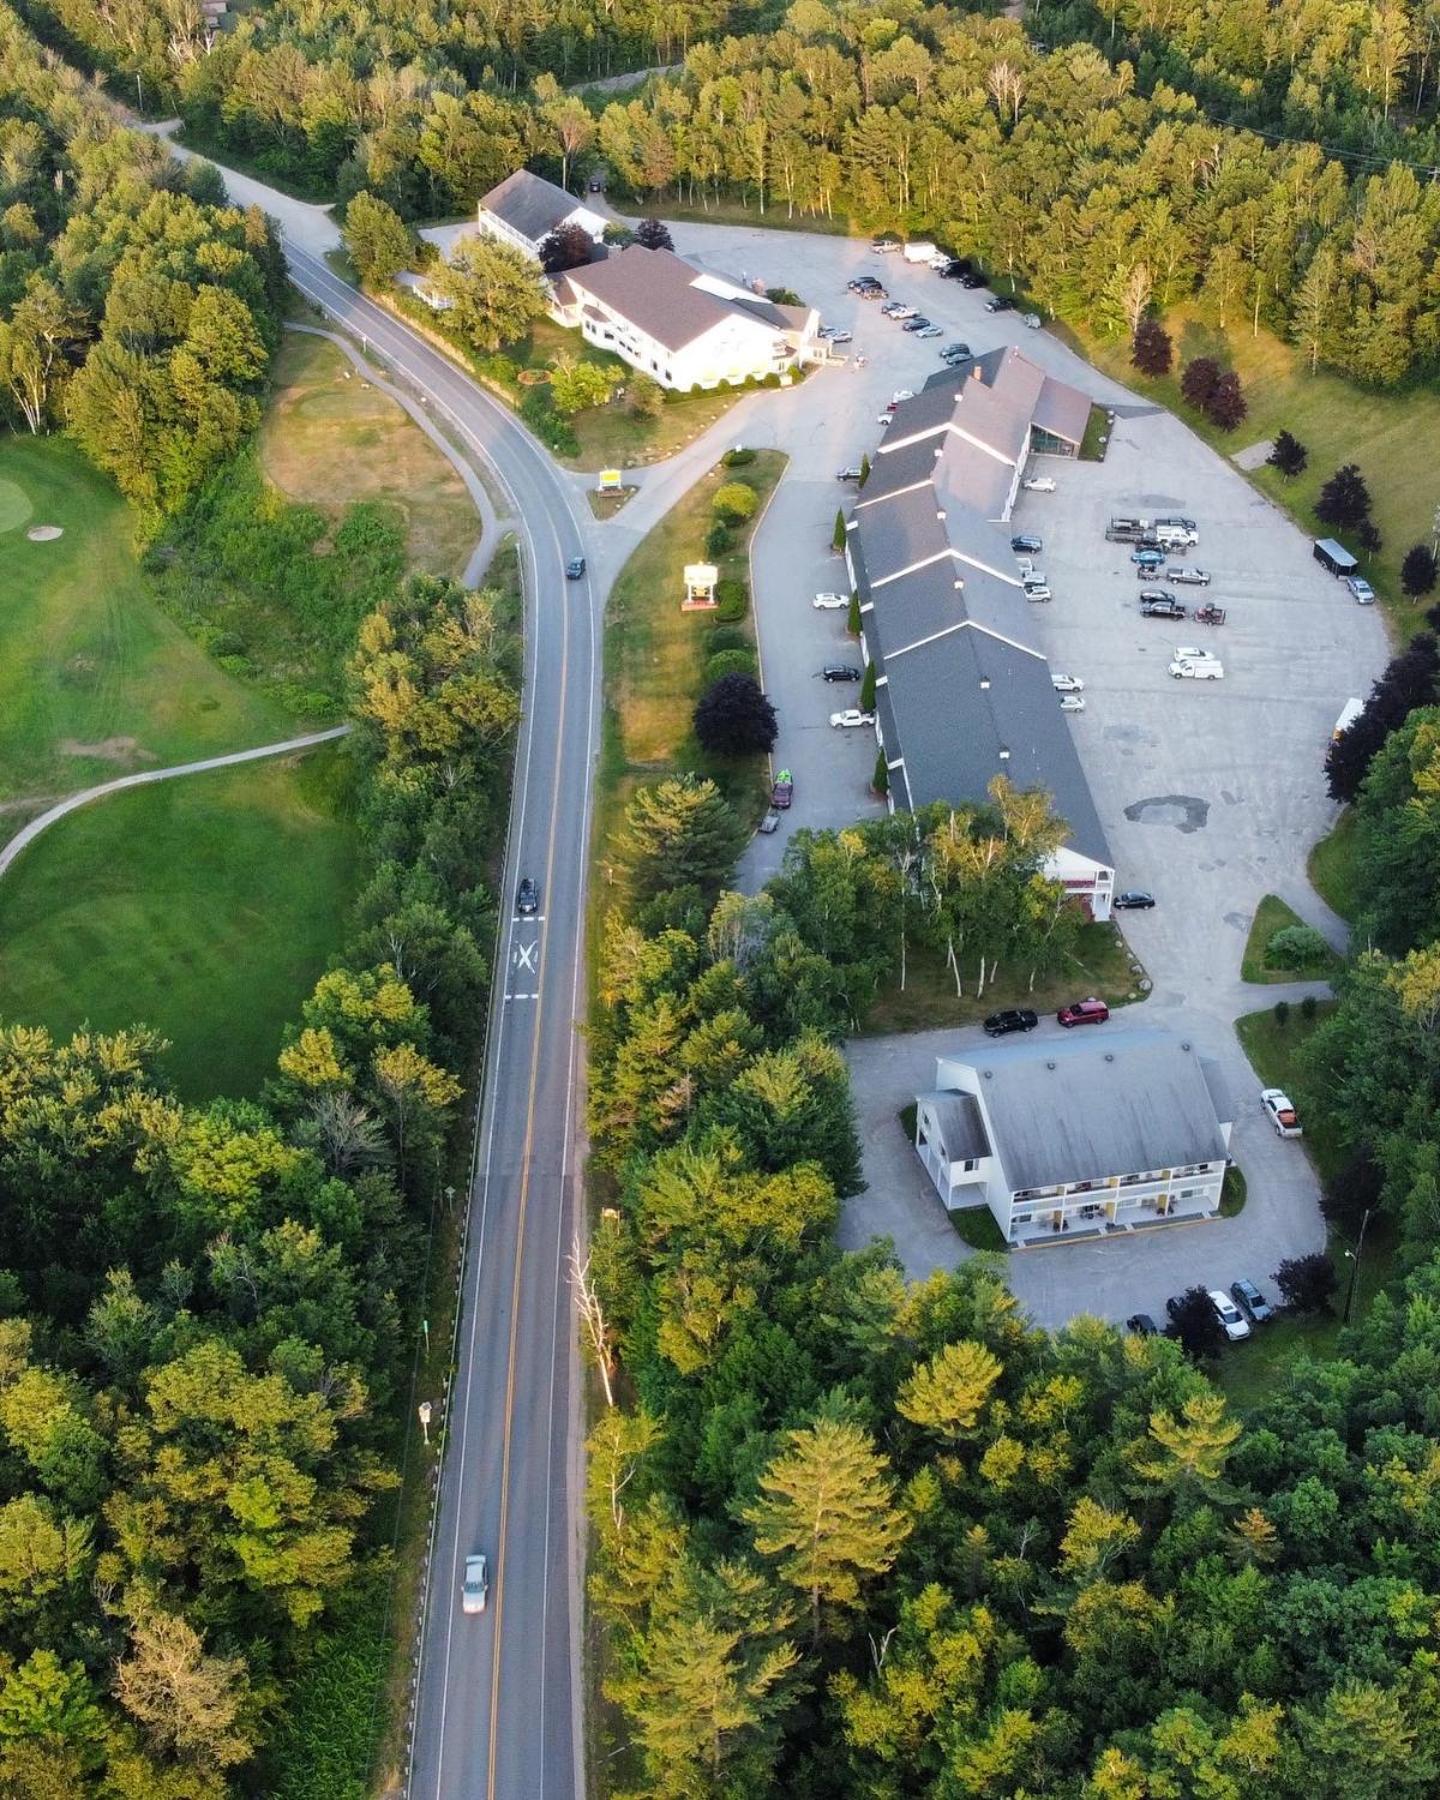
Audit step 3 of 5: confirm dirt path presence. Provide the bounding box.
[0,726,350,880]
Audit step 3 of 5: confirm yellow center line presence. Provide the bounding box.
[485,534,573,1799]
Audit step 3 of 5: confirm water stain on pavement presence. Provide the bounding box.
[1124,794,1210,831]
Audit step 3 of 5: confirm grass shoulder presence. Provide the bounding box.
[1309,809,1362,922]
[1233,1000,1344,1184]
[1240,892,1342,984]
[0,437,295,808]
[0,744,358,1100]
[860,920,1144,1036]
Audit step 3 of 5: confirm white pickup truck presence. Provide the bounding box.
[1261,1088,1303,1137]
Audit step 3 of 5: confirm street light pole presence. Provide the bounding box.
[1343,1206,1373,1325]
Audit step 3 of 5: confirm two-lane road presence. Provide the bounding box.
[270,251,594,1797]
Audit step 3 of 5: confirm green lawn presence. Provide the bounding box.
[1309,809,1363,922]
[1078,307,1440,629]
[0,439,293,806]
[1240,892,1342,984]
[0,746,358,1101]
[1234,1002,1345,1184]
[860,921,1145,1035]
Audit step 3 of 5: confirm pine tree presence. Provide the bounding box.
[1139,1392,1242,1493]
[615,776,745,901]
[744,1416,910,1639]
[833,508,848,551]
[1315,463,1373,530]
[1266,429,1308,478]
[897,1339,1003,1438]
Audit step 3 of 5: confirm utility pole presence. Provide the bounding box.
[1343,1206,1373,1325]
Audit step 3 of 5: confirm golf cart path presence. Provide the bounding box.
[0,727,351,880]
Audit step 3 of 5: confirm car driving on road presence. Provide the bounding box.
[462,1553,489,1615]
[566,556,586,579]
[516,877,539,915]
[984,1008,1038,1037]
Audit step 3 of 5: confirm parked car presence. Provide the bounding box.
[942,341,972,358]
[1169,658,1224,679]
[516,877,539,915]
[829,708,875,729]
[1113,890,1156,909]
[1011,533,1043,554]
[1231,1278,1275,1324]
[901,316,933,332]
[1140,594,1186,619]
[1167,565,1211,585]
[566,556,586,579]
[858,284,887,300]
[824,329,852,345]
[1059,694,1086,712]
[881,300,908,316]
[836,466,863,481]
[984,1008,1038,1037]
[461,1553,490,1615]
[1209,1289,1251,1342]
[1058,997,1109,1027]
[1346,576,1376,604]
[821,663,862,682]
[959,271,985,288]
[1132,548,1167,568]
[1173,646,1219,664]
[1024,584,1053,602]
[1125,1313,1158,1336]
[1051,673,1085,693]
[1022,475,1057,492]
[985,295,1018,312]
[813,591,848,609]
[1261,1087,1302,1136]
[891,388,915,405]
[915,324,944,339]
[770,774,794,809]
[871,238,901,253]
[876,413,892,426]
[758,809,781,833]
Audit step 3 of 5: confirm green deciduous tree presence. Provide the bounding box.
[429,239,549,352]
[342,190,415,285]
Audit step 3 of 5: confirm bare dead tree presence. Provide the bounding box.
[569,1236,616,1407]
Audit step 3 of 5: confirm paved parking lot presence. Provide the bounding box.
[588,222,1391,1328]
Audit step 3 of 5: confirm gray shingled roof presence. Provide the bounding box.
[1033,375,1091,447]
[480,169,583,243]
[939,1028,1232,1193]
[880,627,1112,867]
[564,245,789,353]
[918,1091,991,1162]
[858,485,951,586]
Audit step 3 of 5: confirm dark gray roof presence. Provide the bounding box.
[880,627,1112,867]
[1033,375,1091,446]
[942,1028,1232,1191]
[918,1091,991,1161]
[480,169,584,242]
[564,245,789,353]
[859,436,942,504]
[858,484,950,585]
[881,382,958,445]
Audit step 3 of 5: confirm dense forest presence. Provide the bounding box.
[16,0,1440,389]
[0,7,521,1789]
[583,766,1440,1799]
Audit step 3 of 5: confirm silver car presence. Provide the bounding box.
[462,1553,489,1615]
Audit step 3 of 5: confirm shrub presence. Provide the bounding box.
[1275,1252,1338,1314]
[519,387,579,456]
[1266,924,1330,968]
[872,750,889,795]
[1274,999,1291,1027]
[705,522,732,558]
[1402,544,1439,598]
[706,625,750,653]
[847,592,862,635]
[714,481,759,522]
[860,662,877,711]
[635,217,674,251]
[1300,993,1318,1021]
[766,285,803,304]
[693,673,777,755]
[1205,371,1247,431]
[1179,357,1221,410]
[714,578,748,623]
[832,509,847,552]
[706,648,758,681]
[722,447,756,467]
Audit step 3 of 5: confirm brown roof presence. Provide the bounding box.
[563,245,789,353]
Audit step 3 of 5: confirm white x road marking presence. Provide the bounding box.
[513,940,538,974]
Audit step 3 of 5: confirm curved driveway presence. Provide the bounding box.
[148,131,598,1800]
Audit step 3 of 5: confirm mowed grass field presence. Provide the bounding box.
[0,746,358,1100]
[260,330,478,577]
[1079,307,1440,630]
[0,438,292,805]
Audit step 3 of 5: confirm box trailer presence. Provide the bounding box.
[1314,537,1358,577]
[1333,698,1364,741]
[903,241,938,263]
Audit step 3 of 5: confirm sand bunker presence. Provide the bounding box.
[26,525,63,541]
[58,736,151,763]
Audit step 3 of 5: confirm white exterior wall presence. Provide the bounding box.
[921,1055,1229,1244]
[578,303,793,391]
[1047,843,1114,922]
[475,200,608,262]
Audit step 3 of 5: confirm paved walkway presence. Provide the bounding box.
[286,322,513,587]
[0,727,350,879]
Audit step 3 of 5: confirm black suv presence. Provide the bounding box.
[985,295,1017,312]
[983,1008,1038,1037]
[940,257,973,279]
[1011,534,1043,554]
[821,663,862,683]
[516,877,540,915]
[1125,1313,1158,1336]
